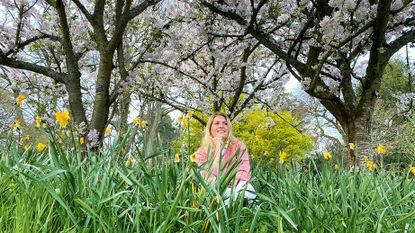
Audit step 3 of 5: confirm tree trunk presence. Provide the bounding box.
[339,100,377,168]
[117,93,132,143]
[342,121,357,167]
[143,101,163,157]
[66,76,87,126]
[55,0,87,127]
[90,53,114,141]
[354,113,373,168]
[116,38,131,149]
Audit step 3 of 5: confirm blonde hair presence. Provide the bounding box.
[201,112,237,151]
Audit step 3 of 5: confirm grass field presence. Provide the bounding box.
[1,135,415,233]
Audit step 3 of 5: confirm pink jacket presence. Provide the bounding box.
[195,140,251,183]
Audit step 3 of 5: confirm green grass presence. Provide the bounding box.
[1,136,415,232]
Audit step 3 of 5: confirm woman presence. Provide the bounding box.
[194,112,255,204]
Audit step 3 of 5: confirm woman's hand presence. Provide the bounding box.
[212,136,224,150]
[211,136,224,172]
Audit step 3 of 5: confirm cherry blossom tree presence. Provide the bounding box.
[0,0,161,146]
[196,0,415,166]
[133,8,289,124]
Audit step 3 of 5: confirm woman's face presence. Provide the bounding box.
[210,115,230,140]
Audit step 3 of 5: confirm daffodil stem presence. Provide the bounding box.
[160,165,189,233]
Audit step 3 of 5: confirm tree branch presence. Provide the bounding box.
[5,34,61,56]
[127,0,161,21]
[386,30,415,59]
[71,0,94,21]
[0,51,67,83]
[201,0,311,78]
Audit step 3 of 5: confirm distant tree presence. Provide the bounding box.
[378,59,413,110]
[371,58,414,168]
[233,109,313,166]
[0,88,16,139]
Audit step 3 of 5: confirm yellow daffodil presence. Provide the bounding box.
[377,144,386,155]
[183,117,188,127]
[133,117,141,125]
[20,135,30,144]
[16,95,25,107]
[409,166,415,176]
[55,111,70,128]
[140,120,148,128]
[11,120,20,130]
[105,127,111,135]
[198,186,205,197]
[177,114,184,123]
[279,151,288,164]
[125,156,135,167]
[323,150,332,160]
[348,143,355,150]
[190,153,197,162]
[367,161,377,171]
[334,164,339,171]
[35,116,41,128]
[186,110,193,119]
[174,153,180,163]
[36,142,46,152]
[79,137,85,145]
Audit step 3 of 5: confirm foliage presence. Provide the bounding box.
[380,60,413,108]
[370,59,415,167]
[158,113,179,148]
[381,117,415,167]
[233,109,313,165]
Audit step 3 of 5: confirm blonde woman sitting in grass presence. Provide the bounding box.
[194,112,256,205]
